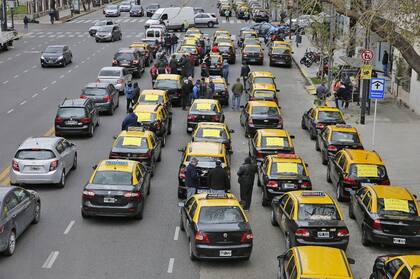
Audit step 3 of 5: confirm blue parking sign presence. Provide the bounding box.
[369,78,385,100]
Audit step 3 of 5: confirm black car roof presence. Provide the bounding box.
[60,98,89,107]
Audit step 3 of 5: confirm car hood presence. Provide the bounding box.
[145,19,160,25]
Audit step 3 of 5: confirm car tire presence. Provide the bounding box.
[134,202,144,220]
[321,151,328,165]
[336,183,344,202]
[57,171,65,188]
[261,190,269,207]
[326,164,332,183]
[95,39,99,43]
[207,22,214,28]
[301,118,306,130]
[180,216,185,231]
[71,154,77,170]
[271,210,278,226]
[349,202,355,219]
[88,124,94,137]
[3,230,16,256]
[81,209,90,219]
[111,36,114,42]
[32,202,41,224]
[189,241,197,261]
[361,226,371,246]
[257,177,262,187]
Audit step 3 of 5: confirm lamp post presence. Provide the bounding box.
[1,0,7,31]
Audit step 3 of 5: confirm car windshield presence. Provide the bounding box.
[270,162,305,176]
[114,52,134,60]
[92,171,132,185]
[251,106,279,117]
[272,48,289,54]
[15,149,55,160]
[298,204,340,221]
[214,83,225,91]
[115,137,148,149]
[254,77,274,84]
[261,136,289,148]
[106,5,117,9]
[154,79,178,89]
[349,164,387,179]
[186,156,225,164]
[57,107,86,118]
[331,132,360,143]
[318,111,343,122]
[218,46,230,52]
[244,39,258,44]
[138,94,163,104]
[377,198,418,217]
[83,88,107,96]
[44,46,63,53]
[94,21,107,26]
[131,5,141,10]
[98,26,113,32]
[196,128,227,139]
[99,69,121,77]
[198,206,245,224]
[151,11,161,20]
[244,46,261,52]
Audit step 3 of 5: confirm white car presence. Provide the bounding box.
[119,1,132,12]
[104,5,120,17]
[194,13,218,28]
[97,67,132,94]
[88,20,114,36]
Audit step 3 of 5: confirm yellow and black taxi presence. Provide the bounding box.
[214,35,233,46]
[179,193,253,261]
[327,149,390,201]
[153,74,183,106]
[81,159,151,219]
[349,185,420,247]
[240,101,283,137]
[178,44,200,65]
[270,40,292,52]
[236,5,250,20]
[316,124,363,165]
[187,99,225,133]
[134,104,171,145]
[178,142,230,198]
[192,122,234,152]
[249,83,278,103]
[247,71,278,92]
[242,44,264,65]
[129,41,153,66]
[301,106,346,140]
[277,246,355,279]
[185,27,202,37]
[238,30,257,47]
[249,129,295,162]
[258,154,312,206]
[242,37,261,48]
[269,46,292,67]
[370,254,420,279]
[137,89,172,117]
[272,191,349,250]
[109,128,162,174]
[201,53,224,76]
[218,42,236,64]
[205,76,229,105]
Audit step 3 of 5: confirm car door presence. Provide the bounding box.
[330,153,343,185]
[279,197,294,236]
[284,250,297,279]
[108,84,117,108]
[352,187,367,223]
[12,188,34,229]
[359,191,373,227]
[55,141,68,174]
[240,104,249,125]
[249,133,257,157]
[319,127,328,153]
[4,192,24,236]
[61,140,75,172]
[381,258,404,279]
[135,165,146,197]
[184,199,197,238]
[88,100,99,126]
[150,134,161,162]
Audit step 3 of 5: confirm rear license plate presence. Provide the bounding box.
[30,166,41,171]
[201,115,206,119]
[121,64,129,66]
[317,231,330,238]
[393,238,406,245]
[283,183,295,189]
[219,250,232,257]
[104,197,116,203]
[361,183,374,187]
[66,120,78,125]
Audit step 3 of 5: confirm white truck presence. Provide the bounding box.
[145,7,194,31]
[0,30,15,50]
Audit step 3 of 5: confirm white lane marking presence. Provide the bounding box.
[42,86,48,91]
[64,220,75,235]
[15,53,21,57]
[68,69,72,73]
[86,57,91,60]
[222,20,227,23]
[174,226,180,240]
[58,35,65,38]
[77,34,84,38]
[46,32,54,35]
[59,75,65,79]
[51,80,57,85]
[139,18,145,22]
[0,61,3,63]
[7,57,12,60]
[167,258,174,273]
[81,60,85,64]
[32,93,39,98]
[42,251,59,269]
[74,65,79,68]
[23,69,29,73]
[2,80,8,84]
[7,109,14,114]
[32,65,37,68]
[20,100,27,106]
[13,75,19,79]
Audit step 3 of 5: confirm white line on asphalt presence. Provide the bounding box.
[23,69,29,73]
[20,101,27,106]
[86,57,90,60]
[174,226,180,240]
[42,251,59,269]
[15,53,21,57]
[32,65,37,68]
[75,65,79,68]
[7,57,12,60]
[92,53,95,56]
[59,75,65,79]
[167,258,174,273]
[13,75,19,79]
[64,220,75,235]
[2,80,8,84]
[0,61,3,63]
[32,93,39,98]
[7,109,14,114]
[68,69,72,73]
[42,86,48,91]
[51,80,57,85]
[81,60,85,64]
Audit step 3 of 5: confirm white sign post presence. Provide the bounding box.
[369,78,386,147]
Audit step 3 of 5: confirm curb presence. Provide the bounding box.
[291,55,316,95]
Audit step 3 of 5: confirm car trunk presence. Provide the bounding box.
[251,116,280,127]
[295,220,348,242]
[18,159,54,174]
[197,223,250,245]
[379,215,420,236]
[267,175,310,191]
[85,184,135,207]
[109,147,150,160]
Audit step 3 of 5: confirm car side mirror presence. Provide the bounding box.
[276,89,280,92]
[374,260,384,270]
[413,194,417,199]
[178,202,185,207]
[347,258,356,265]
[229,129,235,133]
[290,135,295,139]
[113,135,117,140]
[92,165,97,169]
[305,163,308,167]
[178,147,185,152]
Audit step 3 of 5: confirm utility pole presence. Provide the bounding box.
[1,0,7,31]
[327,3,335,91]
[360,27,370,125]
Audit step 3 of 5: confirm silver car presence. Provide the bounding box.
[194,13,219,28]
[97,66,132,94]
[119,0,132,12]
[10,137,77,188]
[104,5,120,17]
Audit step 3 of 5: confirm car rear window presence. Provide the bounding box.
[154,79,179,89]
[318,111,343,122]
[270,162,305,176]
[57,107,86,118]
[349,164,387,179]
[198,206,245,224]
[331,132,360,143]
[115,52,135,60]
[253,77,274,84]
[244,46,261,52]
[15,149,55,160]
[98,26,114,32]
[99,69,121,77]
[377,198,418,216]
[138,94,163,103]
[196,128,227,139]
[115,137,148,149]
[251,106,279,117]
[92,171,132,185]
[298,204,340,221]
[44,46,63,53]
[272,48,289,55]
[83,88,107,96]
[261,136,289,148]
[186,156,225,164]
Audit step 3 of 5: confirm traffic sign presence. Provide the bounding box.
[369,78,385,100]
[360,49,374,62]
[360,64,372,79]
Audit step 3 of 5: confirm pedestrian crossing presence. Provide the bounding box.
[24,31,145,39]
[67,17,249,25]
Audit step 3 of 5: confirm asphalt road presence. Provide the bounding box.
[0,0,418,278]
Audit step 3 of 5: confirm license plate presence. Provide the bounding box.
[121,64,129,66]
[283,183,295,189]
[393,238,406,245]
[219,250,232,257]
[103,197,116,203]
[66,120,78,125]
[30,166,41,171]
[317,231,330,238]
[361,183,374,187]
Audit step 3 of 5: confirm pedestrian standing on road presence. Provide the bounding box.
[164,34,172,54]
[169,55,178,74]
[341,80,352,109]
[186,76,194,106]
[335,83,346,110]
[192,80,200,103]
[200,77,207,99]
[237,157,257,210]
[207,160,230,194]
[231,78,243,110]
[185,157,200,199]
[207,78,215,98]
[121,108,138,131]
[23,15,29,32]
[244,10,249,22]
[164,64,171,74]
[295,31,302,47]
[181,78,190,110]
[150,64,158,87]
[132,82,140,105]
[222,59,229,84]
[211,43,219,54]
[224,9,231,22]
[171,33,178,53]
[49,10,55,24]
[382,50,389,77]
[240,62,250,93]
[188,54,195,77]
[204,38,210,54]
[316,82,328,106]
[70,3,74,17]
[124,82,135,113]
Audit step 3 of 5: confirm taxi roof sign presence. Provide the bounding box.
[105,160,129,166]
[301,191,326,197]
[274,154,299,159]
[127,126,145,132]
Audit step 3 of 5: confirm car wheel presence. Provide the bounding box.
[315,139,320,151]
[271,210,278,226]
[57,171,65,188]
[71,154,77,170]
[180,216,185,231]
[336,182,344,202]
[189,241,197,261]
[88,125,94,137]
[326,164,332,183]
[321,151,328,165]
[161,136,166,147]
[95,39,99,42]
[309,128,316,140]
[3,230,16,256]
[349,202,355,219]
[41,63,45,68]
[207,22,214,28]
[32,202,41,224]
[261,190,269,207]
[361,226,371,246]
[81,209,90,219]
[134,202,144,220]
[301,118,306,130]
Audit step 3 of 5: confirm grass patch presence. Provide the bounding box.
[7,5,28,15]
[310,77,326,85]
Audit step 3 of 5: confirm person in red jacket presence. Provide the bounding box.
[211,43,219,53]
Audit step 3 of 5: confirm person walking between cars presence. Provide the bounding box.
[192,80,200,104]
[49,10,55,24]
[231,78,243,110]
[207,160,230,194]
[164,34,172,54]
[224,9,231,22]
[240,62,250,93]
[316,82,328,106]
[185,157,200,199]
[124,82,135,113]
[182,78,192,110]
[207,78,215,99]
[237,157,257,210]
[222,59,229,84]
[169,55,178,74]
[199,77,207,99]
[132,82,140,105]
[121,108,138,130]
[23,15,29,32]
[171,33,178,53]
[295,31,302,48]
[150,64,158,87]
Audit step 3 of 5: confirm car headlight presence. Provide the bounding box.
[108,33,112,36]
[41,55,45,60]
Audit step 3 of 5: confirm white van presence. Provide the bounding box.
[145,28,164,43]
[144,7,195,31]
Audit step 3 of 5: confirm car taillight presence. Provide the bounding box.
[187,114,197,121]
[337,228,349,237]
[103,95,111,102]
[133,60,139,64]
[266,180,278,188]
[195,231,210,243]
[49,160,58,171]
[124,192,141,199]
[55,116,62,125]
[372,219,382,230]
[117,79,123,84]
[240,231,253,243]
[243,53,248,57]
[316,123,325,129]
[12,159,20,171]
[80,95,88,99]
[112,59,118,65]
[343,176,356,185]
[179,167,186,179]
[295,228,310,237]
[327,145,338,152]
[80,117,92,124]
[301,181,312,189]
[212,115,220,122]
[82,190,95,198]
[256,151,264,158]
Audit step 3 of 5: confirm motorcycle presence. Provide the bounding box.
[300,49,321,67]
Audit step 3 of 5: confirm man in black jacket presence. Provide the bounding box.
[207,160,230,194]
[121,108,138,130]
[237,157,257,210]
[240,63,251,93]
